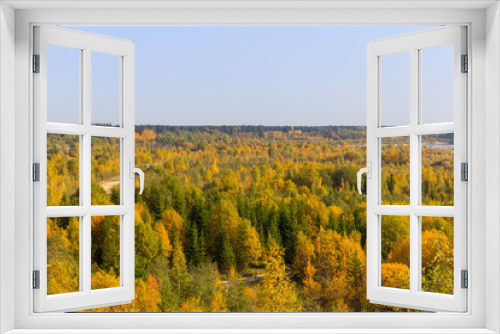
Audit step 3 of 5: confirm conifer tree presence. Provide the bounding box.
[171,237,189,303]
[279,202,297,263]
[199,230,208,264]
[101,215,121,275]
[135,217,161,279]
[189,225,201,266]
[267,207,282,247]
[218,227,236,274]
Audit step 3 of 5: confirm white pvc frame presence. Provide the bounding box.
[8,5,494,333]
[366,26,467,312]
[32,26,135,312]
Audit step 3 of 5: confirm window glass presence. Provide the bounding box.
[421,216,454,294]
[47,134,80,206]
[91,52,121,127]
[421,45,454,124]
[421,134,454,206]
[381,215,410,290]
[47,45,81,124]
[47,217,80,295]
[381,137,410,205]
[91,137,121,205]
[91,215,121,290]
[381,52,410,127]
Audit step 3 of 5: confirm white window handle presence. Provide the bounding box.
[357,162,372,195]
[129,162,145,195]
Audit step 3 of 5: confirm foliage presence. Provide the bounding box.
[47,126,454,312]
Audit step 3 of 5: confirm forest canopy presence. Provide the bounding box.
[46,126,454,312]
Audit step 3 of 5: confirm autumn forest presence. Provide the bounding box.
[46,125,454,312]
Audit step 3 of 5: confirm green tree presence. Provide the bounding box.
[218,228,236,274]
[171,238,189,303]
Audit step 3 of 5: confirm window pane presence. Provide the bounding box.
[381,215,410,290]
[381,137,410,205]
[421,134,454,206]
[380,52,410,127]
[47,134,80,206]
[421,45,454,124]
[91,215,120,290]
[91,52,121,127]
[91,137,120,205]
[47,45,80,124]
[47,217,80,295]
[421,216,454,294]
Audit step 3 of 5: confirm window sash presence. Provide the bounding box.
[366,26,468,312]
[33,25,136,313]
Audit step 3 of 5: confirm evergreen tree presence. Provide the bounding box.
[267,207,282,247]
[171,237,189,303]
[135,209,161,279]
[279,202,297,264]
[218,227,236,274]
[197,230,207,264]
[101,216,121,274]
[189,225,201,266]
[110,186,120,205]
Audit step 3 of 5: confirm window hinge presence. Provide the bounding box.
[33,54,40,73]
[33,270,40,289]
[461,270,468,289]
[33,163,40,182]
[461,162,468,182]
[461,54,468,73]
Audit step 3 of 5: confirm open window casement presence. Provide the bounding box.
[33,26,140,312]
[362,26,467,312]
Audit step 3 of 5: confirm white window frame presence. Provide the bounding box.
[33,25,136,312]
[1,2,499,333]
[366,26,467,312]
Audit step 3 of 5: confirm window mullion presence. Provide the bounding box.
[82,48,92,294]
[409,47,420,294]
[82,47,91,209]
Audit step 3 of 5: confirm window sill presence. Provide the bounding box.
[3,330,497,334]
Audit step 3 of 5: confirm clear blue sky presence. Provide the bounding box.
[49,26,453,126]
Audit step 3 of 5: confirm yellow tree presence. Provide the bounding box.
[209,199,243,254]
[90,268,120,291]
[122,275,163,312]
[293,231,315,279]
[179,298,203,312]
[47,217,79,295]
[421,229,453,294]
[316,230,369,312]
[141,129,157,142]
[381,263,410,290]
[257,237,301,312]
[46,261,79,295]
[83,275,162,313]
[209,267,228,312]
[156,223,173,260]
[301,258,322,311]
[161,208,185,243]
[297,195,328,237]
[236,219,262,271]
